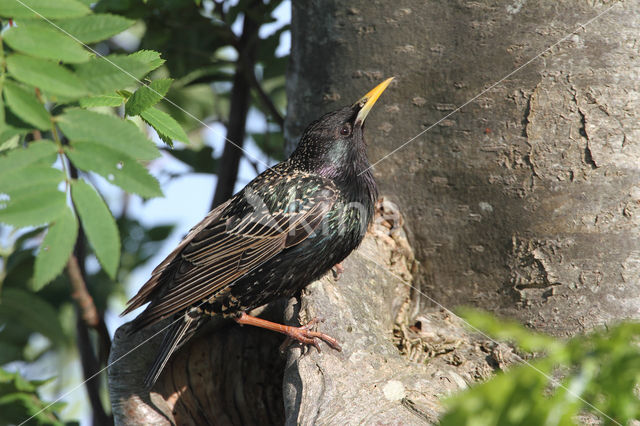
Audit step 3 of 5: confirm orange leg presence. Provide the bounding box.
[234,312,342,351]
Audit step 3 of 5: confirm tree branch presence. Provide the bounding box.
[210,0,262,209]
[67,254,99,327]
[243,61,285,128]
[67,253,112,364]
[67,250,113,425]
[67,163,113,424]
[108,203,466,424]
[75,308,113,426]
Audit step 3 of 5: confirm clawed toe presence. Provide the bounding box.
[235,312,342,353]
[283,317,341,352]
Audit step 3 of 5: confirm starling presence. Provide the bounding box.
[122,78,394,387]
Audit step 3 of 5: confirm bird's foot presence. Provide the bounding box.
[234,312,342,352]
[331,262,344,280]
[280,317,342,352]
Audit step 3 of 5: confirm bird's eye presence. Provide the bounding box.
[340,125,351,136]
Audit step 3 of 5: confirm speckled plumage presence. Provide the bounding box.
[123,82,389,387]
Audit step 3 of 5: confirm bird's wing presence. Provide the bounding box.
[121,198,232,316]
[123,176,338,329]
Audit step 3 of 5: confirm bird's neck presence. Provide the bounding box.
[348,168,377,220]
[325,157,378,223]
[288,143,378,208]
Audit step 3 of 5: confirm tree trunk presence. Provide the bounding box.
[109,203,507,424]
[286,0,640,336]
[109,2,640,423]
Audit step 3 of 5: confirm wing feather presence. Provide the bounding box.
[123,175,338,329]
[121,199,232,315]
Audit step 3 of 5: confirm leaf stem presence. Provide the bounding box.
[48,108,73,193]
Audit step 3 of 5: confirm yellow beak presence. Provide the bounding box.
[354,77,394,125]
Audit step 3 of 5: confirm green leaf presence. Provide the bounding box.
[0,166,64,197]
[125,78,173,116]
[118,217,174,272]
[0,187,66,228]
[3,25,90,63]
[128,50,165,71]
[141,106,189,146]
[65,141,162,198]
[79,94,124,108]
[6,54,87,98]
[71,179,120,278]
[32,207,78,290]
[57,109,160,161]
[0,392,66,426]
[0,135,19,152]
[4,106,36,132]
[0,0,90,19]
[174,64,233,87]
[0,289,66,345]
[0,140,57,174]
[74,52,164,94]
[457,308,560,353]
[3,80,51,130]
[55,13,135,43]
[0,377,67,426]
[161,83,216,132]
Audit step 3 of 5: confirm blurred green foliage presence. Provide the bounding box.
[442,309,640,426]
[95,0,288,137]
[0,0,288,423]
[0,367,77,426]
[0,2,637,425]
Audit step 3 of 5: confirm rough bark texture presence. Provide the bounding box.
[109,2,640,422]
[109,305,286,425]
[286,0,640,336]
[281,201,516,424]
[109,202,511,424]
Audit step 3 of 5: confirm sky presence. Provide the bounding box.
[108,0,291,325]
[18,2,292,423]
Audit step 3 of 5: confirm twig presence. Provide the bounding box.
[67,254,99,327]
[67,253,113,360]
[244,155,262,175]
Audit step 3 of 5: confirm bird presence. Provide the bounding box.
[121,77,394,387]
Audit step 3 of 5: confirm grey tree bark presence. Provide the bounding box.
[109,1,640,423]
[109,203,508,424]
[286,0,640,336]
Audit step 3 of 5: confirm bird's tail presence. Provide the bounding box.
[144,309,201,388]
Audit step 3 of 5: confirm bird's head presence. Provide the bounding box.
[289,77,394,182]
